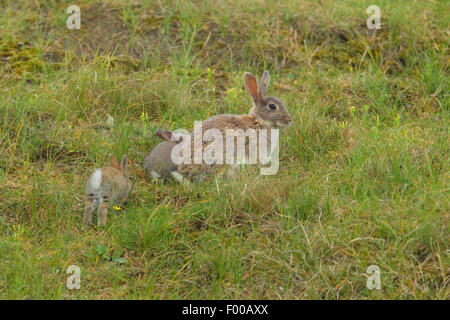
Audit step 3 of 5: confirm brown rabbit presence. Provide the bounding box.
[144,130,182,181]
[83,154,133,227]
[177,70,291,180]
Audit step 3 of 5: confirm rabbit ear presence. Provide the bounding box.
[156,130,173,141]
[109,154,121,170]
[244,73,260,101]
[121,155,127,170]
[260,70,270,97]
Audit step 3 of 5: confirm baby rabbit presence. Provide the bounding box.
[178,70,291,179]
[83,154,133,227]
[144,130,183,181]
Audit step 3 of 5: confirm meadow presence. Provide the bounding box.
[0,0,448,299]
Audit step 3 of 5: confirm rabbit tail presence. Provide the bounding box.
[88,169,102,191]
[83,169,103,225]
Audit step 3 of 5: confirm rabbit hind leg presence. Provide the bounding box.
[97,194,111,227]
[83,196,97,225]
[97,204,109,227]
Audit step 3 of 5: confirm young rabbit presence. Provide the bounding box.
[144,130,182,181]
[83,154,133,227]
[178,70,291,179]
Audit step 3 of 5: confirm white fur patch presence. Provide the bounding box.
[171,171,186,185]
[89,169,102,190]
[150,171,162,179]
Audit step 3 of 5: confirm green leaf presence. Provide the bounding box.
[94,243,108,256]
[112,257,126,264]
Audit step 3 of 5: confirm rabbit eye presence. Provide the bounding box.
[268,103,277,110]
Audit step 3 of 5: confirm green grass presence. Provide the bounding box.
[0,0,448,299]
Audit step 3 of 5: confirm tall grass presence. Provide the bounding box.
[0,0,448,299]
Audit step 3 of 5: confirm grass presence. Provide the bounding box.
[0,0,448,299]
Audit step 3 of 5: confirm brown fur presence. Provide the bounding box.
[144,130,180,179]
[83,154,133,227]
[178,71,291,180]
